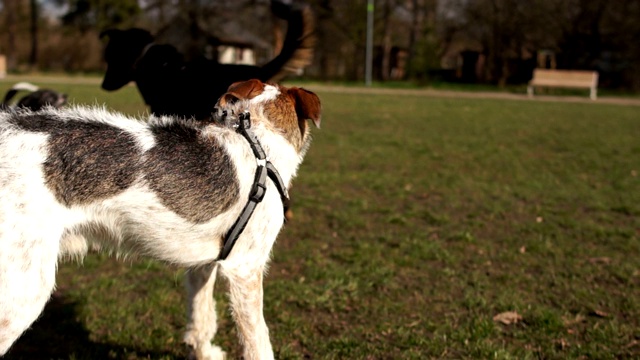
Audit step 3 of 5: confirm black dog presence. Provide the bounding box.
[1,82,67,111]
[100,1,315,120]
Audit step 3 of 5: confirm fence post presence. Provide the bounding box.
[0,55,6,79]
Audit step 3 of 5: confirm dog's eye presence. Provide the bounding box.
[220,94,239,106]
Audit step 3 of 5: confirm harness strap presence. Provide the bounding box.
[217,164,267,261]
[237,112,267,160]
[215,111,289,261]
[266,161,290,214]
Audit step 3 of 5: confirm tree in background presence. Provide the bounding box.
[0,0,638,89]
[304,0,438,82]
[29,0,38,67]
[554,0,640,89]
[404,0,439,82]
[438,0,640,89]
[61,0,141,32]
[309,0,368,80]
[438,0,545,85]
[2,0,21,70]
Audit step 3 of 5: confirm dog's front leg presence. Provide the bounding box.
[225,267,274,360]
[184,263,226,360]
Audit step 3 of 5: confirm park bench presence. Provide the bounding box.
[527,69,598,100]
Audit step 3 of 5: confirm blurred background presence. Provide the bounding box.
[1,0,639,91]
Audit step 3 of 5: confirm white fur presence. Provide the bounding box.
[249,83,280,104]
[0,84,313,360]
[10,82,39,92]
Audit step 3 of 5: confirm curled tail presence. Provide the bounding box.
[261,1,316,83]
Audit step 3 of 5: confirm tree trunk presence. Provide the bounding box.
[380,0,393,81]
[5,0,18,71]
[405,0,423,80]
[30,0,39,68]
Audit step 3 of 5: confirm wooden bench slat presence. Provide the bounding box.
[530,80,595,88]
[527,69,598,100]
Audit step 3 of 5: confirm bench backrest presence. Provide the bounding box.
[530,69,598,88]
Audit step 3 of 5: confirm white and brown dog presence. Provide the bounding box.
[0,79,321,360]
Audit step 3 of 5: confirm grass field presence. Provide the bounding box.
[1,79,639,359]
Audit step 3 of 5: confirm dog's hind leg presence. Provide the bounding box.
[0,232,60,356]
[223,267,274,360]
[184,263,226,360]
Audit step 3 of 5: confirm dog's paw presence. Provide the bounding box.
[203,345,227,360]
[187,343,226,360]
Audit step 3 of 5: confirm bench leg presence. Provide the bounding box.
[527,85,533,98]
[590,87,597,100]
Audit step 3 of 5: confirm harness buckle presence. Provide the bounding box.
[239,111,251,130]
[249,165,267,202]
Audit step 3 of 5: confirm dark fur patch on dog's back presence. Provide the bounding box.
[10,114,140,206]
[143,122,239,224]
[10,113,239,223]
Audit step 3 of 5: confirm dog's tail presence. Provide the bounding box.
[2,82,40,107]
[261,1,316,83]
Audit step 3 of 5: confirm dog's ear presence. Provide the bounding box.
[218,79,265,106]
[99,29,120,40]
[288,87,321,129]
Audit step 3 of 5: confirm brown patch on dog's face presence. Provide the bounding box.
[262,85,321,151]
[217,80,322,152]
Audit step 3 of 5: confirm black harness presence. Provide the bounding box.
[215,110,290,261]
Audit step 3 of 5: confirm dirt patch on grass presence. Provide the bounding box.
[303,83,640,106]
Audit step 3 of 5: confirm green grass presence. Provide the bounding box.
[1,78,639,359]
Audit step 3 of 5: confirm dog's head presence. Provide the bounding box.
[100,28,155,91]
[215,79,321,152]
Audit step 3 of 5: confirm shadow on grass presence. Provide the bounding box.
[4,290,177,360]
